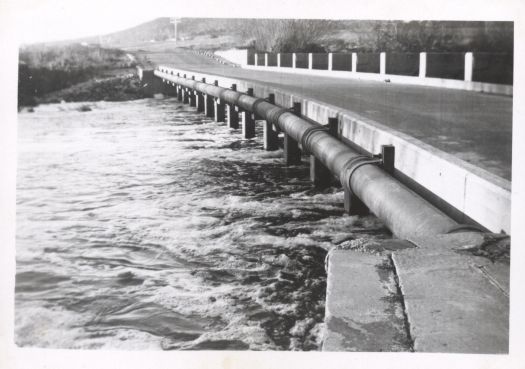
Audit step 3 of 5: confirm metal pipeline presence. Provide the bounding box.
[154,69,457,240]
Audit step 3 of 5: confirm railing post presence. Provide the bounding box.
[265,53,268,67]
[381,144,395,175]
[419,52,427,78]
[264,93,279,151]
[284,102,302,165]
[308,53,313,69]
[380,52,386,75]
[464,52,473,82]
[227,84,239,129]
[327,116,339,137]
[277,53,281,68]
[241,88,255,139]
[292,53,297,69]
[255,53,258,67]
[328,53,333,71]
[351,53,357,73]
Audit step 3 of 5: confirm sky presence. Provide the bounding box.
[9,0,167,44]
[2,0,519,45]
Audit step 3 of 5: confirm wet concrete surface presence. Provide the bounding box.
[323,250,412,352]
[324,234,509,353]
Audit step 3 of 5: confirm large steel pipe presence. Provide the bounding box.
[154,69,457,240]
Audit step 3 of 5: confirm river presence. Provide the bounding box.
[15,98,390,350]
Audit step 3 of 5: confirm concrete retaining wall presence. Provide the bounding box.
[155,66,511,234]
[136,66,166,95]
[214,49,249,66]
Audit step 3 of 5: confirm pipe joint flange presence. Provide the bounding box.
[446,224,486,234]
[265,108,291,130]
[339,155,382,192]
[218,88,235,103]
[251,98,268,115]
[300,125,329,155]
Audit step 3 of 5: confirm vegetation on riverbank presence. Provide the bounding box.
[36,74,151,105]
[18,43,149,108]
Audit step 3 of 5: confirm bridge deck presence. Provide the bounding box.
[136,49,512,181]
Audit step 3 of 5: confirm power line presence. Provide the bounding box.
[170,17,181,46]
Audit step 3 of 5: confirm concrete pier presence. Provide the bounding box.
[343,188,369,215]
[263,94,279,150]
[196,78,206,112]
[177,85,183,102]
[189,89,196,107]
[241,88,256,139]
[284,134,302,165]
[264,122,279,151]
[227,105,239,129]
[311,117,338,187]
[214,98,225,122]
[310,156,332,187]
[196,92,204,112]
[205,94,214,118]
[283,102,302,165]
[226,84,239,129]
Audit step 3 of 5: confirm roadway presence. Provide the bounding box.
[135,49,512,180]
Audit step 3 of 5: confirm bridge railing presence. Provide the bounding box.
[243,50,513,91]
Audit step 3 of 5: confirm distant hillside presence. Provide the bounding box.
[88,18,245,47]
[88,18,513,54]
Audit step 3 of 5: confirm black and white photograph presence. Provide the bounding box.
[1,0,524,368]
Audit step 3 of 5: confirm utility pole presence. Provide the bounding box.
[170,17,181,46]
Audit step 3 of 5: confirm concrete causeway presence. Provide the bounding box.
[137,49,512,180]
[140,50,511,353]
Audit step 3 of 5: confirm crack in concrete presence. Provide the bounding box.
[388,253,415,352]
[477,265,509,298]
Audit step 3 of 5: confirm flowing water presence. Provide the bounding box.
[15,98,390,350]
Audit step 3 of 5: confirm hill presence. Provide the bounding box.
[88,18,513,54]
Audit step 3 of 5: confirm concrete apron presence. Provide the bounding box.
[323,231,509,353]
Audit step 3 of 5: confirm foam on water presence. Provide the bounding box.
[16,98,391,350]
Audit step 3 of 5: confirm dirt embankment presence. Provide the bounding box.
[18,44,154,108]
[36,72,151,105]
